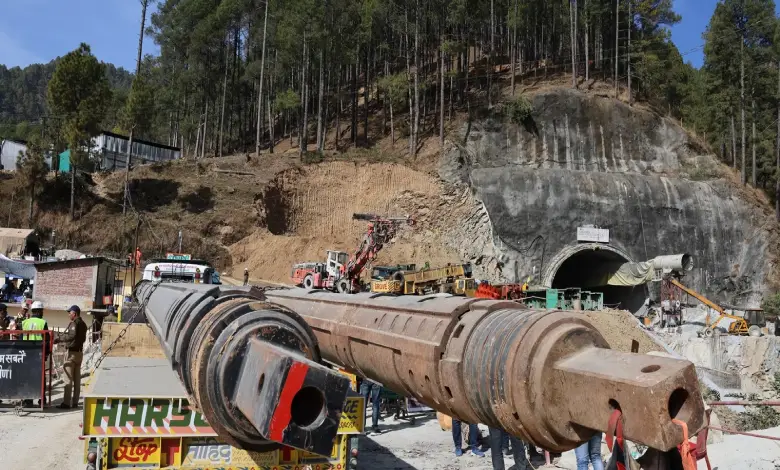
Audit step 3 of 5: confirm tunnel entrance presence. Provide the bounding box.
[551,248,648,314]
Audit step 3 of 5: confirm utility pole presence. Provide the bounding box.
[123,0,148,216]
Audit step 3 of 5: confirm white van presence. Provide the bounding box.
[142,259,221,284]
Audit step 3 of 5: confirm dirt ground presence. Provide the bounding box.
[359,410,780,470]
[0,385,84,470]
[3,394,779,470]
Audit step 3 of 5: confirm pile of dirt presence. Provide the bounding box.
[583,309,662,354]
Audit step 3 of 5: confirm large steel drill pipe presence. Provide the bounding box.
[263,288,705,452]
[134,281,351,457]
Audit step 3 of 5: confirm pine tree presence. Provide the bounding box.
[47,43,110,220]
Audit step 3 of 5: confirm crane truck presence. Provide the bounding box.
[291,213,413,293]
[668,278,765,337]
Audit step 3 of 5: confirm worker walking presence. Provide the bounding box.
[359,378,382,434]
[574,434,604,470]
[55,305,88,409]
[489,428,531,470]
[243,268,249,286]
[452,419,485,457]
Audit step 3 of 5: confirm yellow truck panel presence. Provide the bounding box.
[83,356,364,470]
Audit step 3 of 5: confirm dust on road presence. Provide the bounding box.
[0,401,83,470]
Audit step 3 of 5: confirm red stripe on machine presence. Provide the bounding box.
[268,362,309,441]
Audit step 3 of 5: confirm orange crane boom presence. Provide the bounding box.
[669,278,749,336]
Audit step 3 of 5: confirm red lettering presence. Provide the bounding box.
[112,437,159,463]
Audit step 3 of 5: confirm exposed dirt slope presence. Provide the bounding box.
[1,153,299,268]
[229,161,470,282]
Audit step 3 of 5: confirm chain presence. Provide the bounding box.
[89,282,161,375]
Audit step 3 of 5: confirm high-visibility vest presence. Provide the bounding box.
[22,317,46,340]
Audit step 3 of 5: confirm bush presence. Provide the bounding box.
[701,384,721,402]
[504,95,534,125]
[738,406,780,431]
[761,293,780,318]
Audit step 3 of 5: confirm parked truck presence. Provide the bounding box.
[370,263,472,295]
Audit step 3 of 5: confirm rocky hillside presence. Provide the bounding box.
[3,86,778,308]
[440,88,780,307]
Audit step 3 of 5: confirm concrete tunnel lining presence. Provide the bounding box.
[543,244,648,313]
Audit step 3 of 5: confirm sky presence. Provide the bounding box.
[0,0,774,71]
[0,0,160,72]
[670,0,780,68]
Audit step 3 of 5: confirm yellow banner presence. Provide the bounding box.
[339,395,365,434]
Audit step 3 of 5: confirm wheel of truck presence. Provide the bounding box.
[702,328,714,338]
[748,325,762,337]
[303,275,314,290]
[337,278,351,294]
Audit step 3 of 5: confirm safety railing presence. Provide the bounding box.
[0,330,54,409]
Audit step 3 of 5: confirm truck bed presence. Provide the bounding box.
[85,356,186,398]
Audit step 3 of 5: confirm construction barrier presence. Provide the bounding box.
[0,330,54,409]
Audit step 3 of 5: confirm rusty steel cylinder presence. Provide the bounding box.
[134,281,351,457]
[264,288,705,452]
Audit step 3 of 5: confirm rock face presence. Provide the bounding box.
[441,88,775,308]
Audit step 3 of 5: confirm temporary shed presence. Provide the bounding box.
[0,228,38,258]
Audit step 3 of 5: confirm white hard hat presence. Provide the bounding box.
[31,301,44,310]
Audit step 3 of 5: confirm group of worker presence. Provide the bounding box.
[359,377,604,470]
[0,301,89,409]
[454,420,604,470]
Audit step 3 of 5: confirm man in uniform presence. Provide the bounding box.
[12,303,29,339]
[54,305,88,409]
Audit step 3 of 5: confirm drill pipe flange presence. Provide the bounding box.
[263,288,706,452]
[134,281,351,456]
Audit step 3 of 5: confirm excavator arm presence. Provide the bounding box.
[669,279,725,316]
[343,214,413,282]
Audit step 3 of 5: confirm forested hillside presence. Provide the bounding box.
[138,0,692,159]
[0,61,132,140]
[3,0,780,215]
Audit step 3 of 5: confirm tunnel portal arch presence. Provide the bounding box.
[542,244,648,313]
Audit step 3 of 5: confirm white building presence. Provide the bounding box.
[93,131,181,171]
[0,139,54,171]
[0,139,28,171]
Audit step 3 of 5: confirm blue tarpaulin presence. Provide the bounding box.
[0,254,36,279]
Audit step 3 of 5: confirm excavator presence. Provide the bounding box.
[291,213,414,293]
[668,278,765,337]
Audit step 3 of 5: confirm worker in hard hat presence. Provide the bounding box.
[21,301,49,407]
[22,301,48,341]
